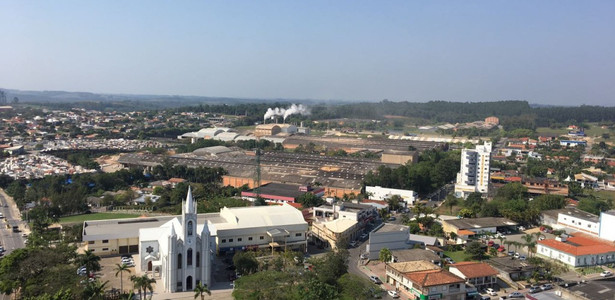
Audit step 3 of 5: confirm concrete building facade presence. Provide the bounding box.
[366,224,410,260]
[455,142,492,198]
[366,186,418,207]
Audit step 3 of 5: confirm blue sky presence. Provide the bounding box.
[1,1,614,105]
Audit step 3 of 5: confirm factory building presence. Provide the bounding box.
[254,124,281,137]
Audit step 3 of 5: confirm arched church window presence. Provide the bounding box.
[178,253,182,269]
[196,252,200,267]
[188,221,193,236]
[187,249,193,266]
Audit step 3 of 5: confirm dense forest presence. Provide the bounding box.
[173,100,615,128]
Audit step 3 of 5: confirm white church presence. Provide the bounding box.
[138,187,212,292]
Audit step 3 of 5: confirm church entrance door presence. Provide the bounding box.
[147,261,152,272]
[186,276,193,290]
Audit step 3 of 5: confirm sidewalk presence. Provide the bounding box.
[358,260,413,299]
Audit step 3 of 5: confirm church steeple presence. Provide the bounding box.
[184,186,196,214]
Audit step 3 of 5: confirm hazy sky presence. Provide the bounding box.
[2,1,614,105]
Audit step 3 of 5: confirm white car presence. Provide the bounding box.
[486,288,497,296]
[600,271,613,277]
[387,290,399,298]
[508,291,523,298]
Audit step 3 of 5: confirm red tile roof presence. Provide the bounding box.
[538,232,615,256]
[450,262,498,278]
[405,269,464,287]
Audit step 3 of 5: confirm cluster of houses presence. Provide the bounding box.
[0,154,96,179]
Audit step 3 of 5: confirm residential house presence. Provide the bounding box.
[449,261,498,290]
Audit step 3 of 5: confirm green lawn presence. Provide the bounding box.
[443,250,473,263]
[576,266,604,275]
[59,212,142,224]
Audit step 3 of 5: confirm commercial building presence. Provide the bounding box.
[559,140,587,147]
[381,150,419,165]
[365,186,418,207]
[311,218,360,249]
[366,224,410,260]
[541,207,600,236]
[82,192,309,259]
[536,232,615,267]
[455,142,492,198]
[386,261,466,300]
[449,261,498,290]
[442,217,517,240]
[312,201,378,223]
[240,183,325,204]
[390,249,442,265]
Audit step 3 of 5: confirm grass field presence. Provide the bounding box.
[443,250,473,262]
[59,212,142,224]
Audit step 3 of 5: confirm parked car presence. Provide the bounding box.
[600,271,613,277]
[507,250,514,256]
[360,233,369,240]
[388,216,396,221]
[488,241,495,247]
[486,288,497,296]
[538,236,546,241]
[528,286,541,293]
[369,275,382,284]
[360,253,369,260]
[513,253,520,259]
[479,296,491,300]
[387,290,400,298]
[497,246,506,252]
[540,284,553,291]
[0,246,4,253]
[508,291,523,298]
[349,240,359,247]
[519,255,526,260]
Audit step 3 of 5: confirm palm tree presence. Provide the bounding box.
[527,241,537,258]
[497,236,506,247]
[379,248,393,263]
[84,279,109,300]
[193,282,212,300]
[504,240,513,252]
[114,263,131,294]
[78,250,102,277]
[132,274,157,300]
[522,234,535,256]
[131,275,145,300]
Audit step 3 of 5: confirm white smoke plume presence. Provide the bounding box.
[263,104,310,122]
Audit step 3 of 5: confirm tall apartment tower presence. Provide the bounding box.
[454,142,492,199]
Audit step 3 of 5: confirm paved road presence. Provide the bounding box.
[0,189,28,300]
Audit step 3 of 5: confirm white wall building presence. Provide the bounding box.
[599,210,615,241]
[536,233,615,267]
[366,186,418,207]
[455,142,492,199]
[366,224,410,260]
[557,208,600,236]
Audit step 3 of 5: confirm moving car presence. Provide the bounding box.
[387,290,399,298]
[369,275,382,284]
[600,271,613,277]
[486,288,497,296]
